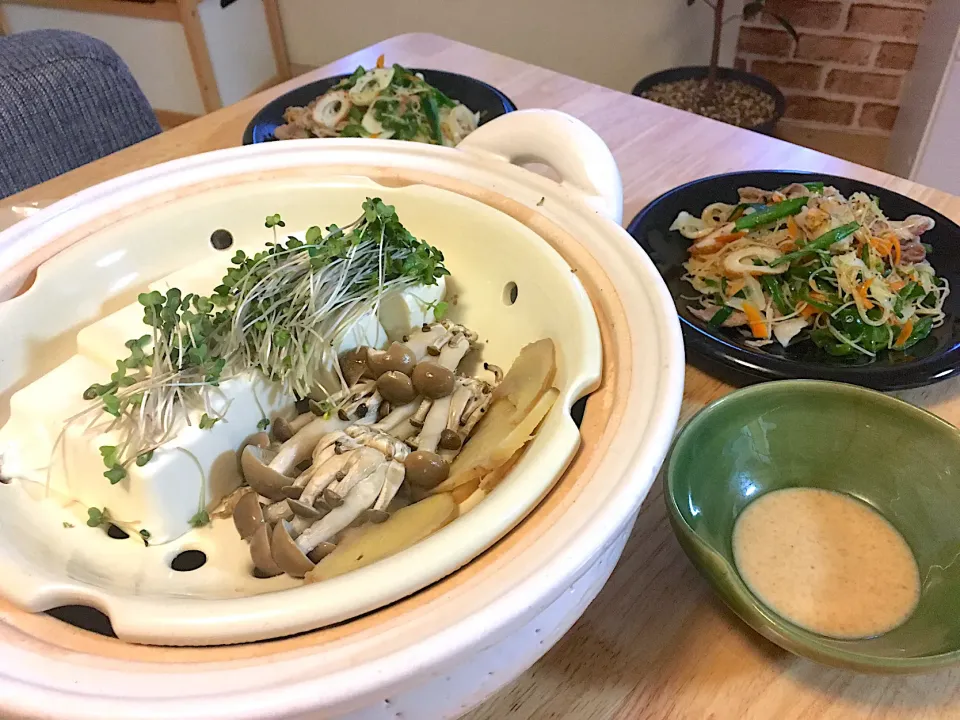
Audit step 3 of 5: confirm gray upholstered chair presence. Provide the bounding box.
[0,29,161,199]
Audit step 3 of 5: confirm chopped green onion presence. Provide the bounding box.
[761,276,791,315]
[423,94,443,144]
[708,306,734,327]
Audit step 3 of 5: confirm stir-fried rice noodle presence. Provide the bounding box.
[673,183,948,358]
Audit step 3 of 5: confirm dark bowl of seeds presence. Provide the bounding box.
[632,66,785,135]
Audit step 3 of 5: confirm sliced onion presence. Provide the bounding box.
[349,68,395,105]
[440,104,479,146]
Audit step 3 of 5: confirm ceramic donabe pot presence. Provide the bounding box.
[0,110,684,720]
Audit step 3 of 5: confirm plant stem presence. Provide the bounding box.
[707,0,725,94]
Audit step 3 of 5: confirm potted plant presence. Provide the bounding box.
[632,0,797,135]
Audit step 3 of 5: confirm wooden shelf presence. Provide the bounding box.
[0,0,291,115]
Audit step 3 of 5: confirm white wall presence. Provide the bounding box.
[4,4,205,114]
[279,0,740,94]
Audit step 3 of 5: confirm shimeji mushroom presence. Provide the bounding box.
[273,412,314,442]
[234,319,514,579]
[249,524,283,577]
[240,416,349,500]
[270,462,389,577]
[232,490,265,539]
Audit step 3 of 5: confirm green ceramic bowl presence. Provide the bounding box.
[666,380,960,673]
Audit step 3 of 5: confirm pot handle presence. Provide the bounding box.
[457,109,623,223]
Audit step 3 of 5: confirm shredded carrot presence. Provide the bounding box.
[778,240,797,252]
[891,235,902,265]
[889,278,906,292]
[856,278,875,310]
[870,235,892,256]
[376,54,385,69]
[742,302,769,339]
[787,216,800,241]
[726,279,746,297]
[810,291,828,302]
[800,304,819,319]
[896,318,914,347]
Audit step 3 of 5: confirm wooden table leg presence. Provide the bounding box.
[178,0,222,113]
[262,0,291,81]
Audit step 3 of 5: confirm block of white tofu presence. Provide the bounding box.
[378,277,446,342]
[76,303,145,369]
[0,355,104,474]
[4,247,441,543]
[0,360,290,543]
[148,252,236,298]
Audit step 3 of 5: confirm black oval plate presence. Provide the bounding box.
[627,170,960,390]
[243,69,516,145]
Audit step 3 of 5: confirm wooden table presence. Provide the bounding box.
[5,32,960,720]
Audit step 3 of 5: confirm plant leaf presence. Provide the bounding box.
[104,466,126,484]
[766,10,799,42]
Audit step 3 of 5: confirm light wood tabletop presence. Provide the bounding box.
[5,32,960,720]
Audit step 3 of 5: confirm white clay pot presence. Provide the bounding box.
[0,109,684,719]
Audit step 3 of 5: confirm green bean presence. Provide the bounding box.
[734,197,809,231]
[771,222,860,267]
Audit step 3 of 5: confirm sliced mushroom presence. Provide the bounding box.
[233,490,265,539]
[249,525,283,577]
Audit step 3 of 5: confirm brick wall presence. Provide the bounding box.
[735,0,930,136]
